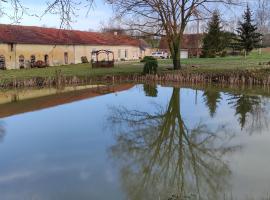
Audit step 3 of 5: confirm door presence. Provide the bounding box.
[64,52,68,64]
[180,50,188,59]
[44,55,49,66]
[19,55,25,69]
[0,55,5,70]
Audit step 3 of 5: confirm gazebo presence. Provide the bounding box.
[91,50,115,68]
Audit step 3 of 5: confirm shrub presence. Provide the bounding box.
[220,51,227,57]
[143,57,158,74]
[81,56,89,63]
[141,56,156,63]
[34,60,46,68]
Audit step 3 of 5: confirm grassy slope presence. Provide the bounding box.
[0,51,270,82]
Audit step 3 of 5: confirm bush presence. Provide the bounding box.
[34,60,46,68]
[140,56,156,63]
[81,56,89,63]
[143,57,158,74]
[201,50,216,58]
[220,51,227,57]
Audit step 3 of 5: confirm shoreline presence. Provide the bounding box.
[1,68,270,89]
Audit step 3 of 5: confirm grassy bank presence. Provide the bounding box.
[0,51,270,87]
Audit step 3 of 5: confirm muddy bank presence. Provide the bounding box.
[1,69,270,89]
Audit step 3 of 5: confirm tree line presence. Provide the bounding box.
[202,5,262,58]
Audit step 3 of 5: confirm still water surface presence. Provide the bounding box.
[0,84,270,200]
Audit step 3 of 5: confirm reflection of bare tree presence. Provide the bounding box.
[109,88,239,200]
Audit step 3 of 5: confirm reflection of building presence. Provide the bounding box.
[0,84,134,118]
[0,24,151,69]
[159,34,204,58]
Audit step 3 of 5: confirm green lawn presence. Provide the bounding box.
[159,51,270,72]
[0,51,270,82]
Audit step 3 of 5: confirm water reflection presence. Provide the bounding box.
[0,121,6,142]
[109,87,241,200]
[227,94,261,130]
[143,84,158,97]
[0,83,270,199]
[225,92,269,135]
[203,90,222,117]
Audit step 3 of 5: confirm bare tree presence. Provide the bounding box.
[0,0,27,23]
[0,0,94,28]
[255,0,270,34]
[106,0,239,70]
[41,0,95,28]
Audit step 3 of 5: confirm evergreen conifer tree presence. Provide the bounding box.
[237,5,261,55]
[202,11,224,58]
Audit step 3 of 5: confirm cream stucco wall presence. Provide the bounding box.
[0,43,150,70]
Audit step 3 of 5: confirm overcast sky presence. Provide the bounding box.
[0,0,260,32]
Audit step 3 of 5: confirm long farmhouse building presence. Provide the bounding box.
[0,24,151,70]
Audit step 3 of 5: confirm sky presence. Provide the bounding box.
[0,0,260,32]
[0,0,113,31]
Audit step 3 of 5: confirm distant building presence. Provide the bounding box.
[262,33,270,47]
[0,24,151,70]
[159,34,204,58]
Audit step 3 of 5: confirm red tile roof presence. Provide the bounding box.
[159,34,204,50]
[0,24,141,46]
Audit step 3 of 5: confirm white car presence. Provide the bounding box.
[151,52,168,59]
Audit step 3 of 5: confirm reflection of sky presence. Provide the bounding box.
[0,85,270,199]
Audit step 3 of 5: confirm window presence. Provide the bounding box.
[30,55,35,62]
[0,55,5,70]
[9,44,14,52]
[64,52,68,64]
[19,55,25,69]
[125,49,128,58]
[118,49,121,59]
[92,49,96,61]
[44,55,49,66]
[30,55,36,66]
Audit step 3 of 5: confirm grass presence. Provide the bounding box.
[159,50,270,72]
[0,50,270,82]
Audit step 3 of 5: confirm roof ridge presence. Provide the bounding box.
[0,23,102,34]
[0,24,141,46]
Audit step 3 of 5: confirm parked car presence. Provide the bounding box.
[151,51,168,59]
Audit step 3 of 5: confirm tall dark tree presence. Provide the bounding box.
[202,11,223,57]
[237,5,261,55]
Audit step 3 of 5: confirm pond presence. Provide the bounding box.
[0,84,270,200]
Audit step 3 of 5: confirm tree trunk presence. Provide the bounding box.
[169,39,181,70]
[172,50,181,70]
[168,34,183,70]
